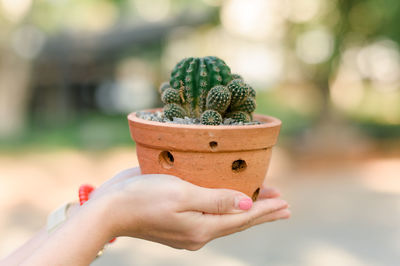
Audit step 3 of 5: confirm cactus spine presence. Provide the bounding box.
[164,103,186,120]
[201,110,223,125]
[161,88,181,104]
[228,79,250,107]
[169,56,232,117]
[205,85,231,114]
[226,111,251,123]
[161,56,256,125]
[231,96,256,114]
[231,73,243,80]
[224,79,256,122]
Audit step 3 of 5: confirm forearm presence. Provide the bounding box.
[21,198,114,266]
[0,228,49,266]
[1,204,80,265]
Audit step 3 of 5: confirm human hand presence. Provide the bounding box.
[87,167,290,251]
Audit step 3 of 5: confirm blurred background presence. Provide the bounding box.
[0,0,399,265]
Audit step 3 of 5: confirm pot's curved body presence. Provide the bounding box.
[128,109,281,199]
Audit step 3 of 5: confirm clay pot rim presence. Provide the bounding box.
[128,108,281,130]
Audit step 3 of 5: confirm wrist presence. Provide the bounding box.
[23,195,118,265]
[80,193,117,242]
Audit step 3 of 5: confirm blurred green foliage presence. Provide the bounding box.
[256,92,315,137]
[1,0,399,151]
[0,114,134,150]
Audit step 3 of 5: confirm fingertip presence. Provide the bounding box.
[258,187,281,199]
[281,209,291,219]
[255,198,289,214]
[275,199,288,209]
[268,187,282,197]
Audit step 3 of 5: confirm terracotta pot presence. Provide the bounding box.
[128,109,281,200]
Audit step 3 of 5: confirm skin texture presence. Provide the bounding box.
[1,167,290,266]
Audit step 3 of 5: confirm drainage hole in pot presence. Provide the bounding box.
[209,141,218,150]
[159,151,174,169]
[252,187,260,201]
[232,159,247,173]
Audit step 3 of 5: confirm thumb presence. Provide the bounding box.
[186,187,253,214]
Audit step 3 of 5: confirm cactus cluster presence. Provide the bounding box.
[160,56,256,125]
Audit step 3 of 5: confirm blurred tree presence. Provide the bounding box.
[287,0,400,123]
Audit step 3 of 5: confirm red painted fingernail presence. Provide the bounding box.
[239,198,253,210]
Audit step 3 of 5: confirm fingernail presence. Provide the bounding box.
[238,198,253,210]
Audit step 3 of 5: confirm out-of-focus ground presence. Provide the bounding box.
[1,147,398,266]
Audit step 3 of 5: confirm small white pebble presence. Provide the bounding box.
[137,111,263,126]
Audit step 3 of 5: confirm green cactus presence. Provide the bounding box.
[248,85,256,98]
[226,111,251,123]
[231,96,256,113]
[231,73,243,80]
[206,85,231,114]
[164,103,186,120]
[169,56,232,117]
[159,81,171,94]
[160,56,257,125]
[227,79,250,107]
[161,88,181,104]
[200,110,222,125]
